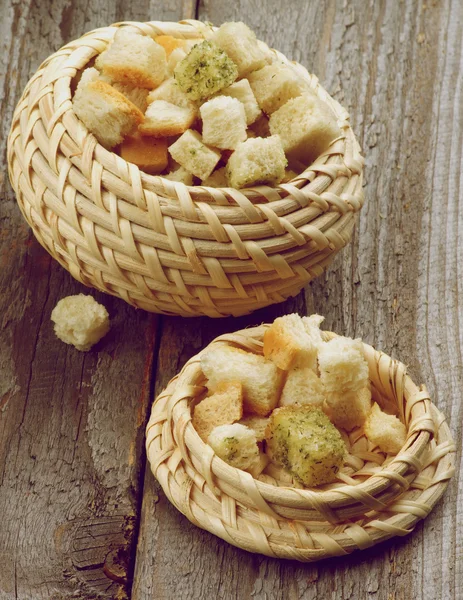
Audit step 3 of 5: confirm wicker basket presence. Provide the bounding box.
[7,20,364,317]
[146,325,455,560]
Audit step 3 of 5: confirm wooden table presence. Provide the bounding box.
[0,1,461,598]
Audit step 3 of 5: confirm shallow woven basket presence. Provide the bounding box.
[146,325,455,560]
[7,20,364,317]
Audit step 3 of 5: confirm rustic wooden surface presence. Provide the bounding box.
[0,0,461,599]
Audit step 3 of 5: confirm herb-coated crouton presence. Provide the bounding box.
[208,423,260,471]
[226,135,287,188]
[168,129,221,180]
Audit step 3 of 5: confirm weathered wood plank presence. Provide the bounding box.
[133,1,462,599]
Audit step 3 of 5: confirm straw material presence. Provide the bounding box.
[146,325,455,560]
[7,20,364,317]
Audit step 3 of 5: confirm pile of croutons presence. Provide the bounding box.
[72,22,342,188]
[194,314,407,488]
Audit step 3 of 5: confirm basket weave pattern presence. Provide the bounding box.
[146,326,455,560]
[7,20,364,317]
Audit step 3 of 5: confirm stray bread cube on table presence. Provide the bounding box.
[324,386,372,431]
[226,135,287,189]
[364,403,407,454]
[168,129,221,180]
[237,415,269,442]
[279,367,325,408]
[120,134,168,174]
[208,423,260,471]
[263,313,322,371]
[201,345,283,416]
[211,22,270,77]
[51,294,110,352]
[265,405,346,487]
[162,165,194,185]
[248,63,307,114]
[202,166,228,187]
[219,79,262,125]
[139,100,196,137]
[200,96,247,149]
[192,381,243,442]
[154,34,186,56]
[174,40,238,101]
[147,78,196,110]
[96,29,167,89]
[270,93,342,164]
[318,336,370,394]
[73,69,144,148]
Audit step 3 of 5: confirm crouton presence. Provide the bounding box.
[269,93,342,164]
[249,114,270,137]
[120,134,168,174]
[167,47,187,74]
[238,415,269,442]
[51,294,110,351]
[174,40,238,101]
[219,79,262,125]
[226,135,287,188]
[168,130,221,180]
[202,167,228,187]
[263,313,322,371]
[162,165,194,185]
[211,22,270,77]
[265,405,346,487]
[318,336,370,394]
[98,71,149,112]
[201,345,283,416]
[154,34,186,56]
[248,63,307,114]
[279,367,325,407]
[364,403,407,454]
[208,423,260,471]
[147,78,196,110]
[324,386,372,431]
[96,29,167,89]
[200,96,247,149]
[138,100,196,137]
[192,381,243,442]
[73,69,144,148]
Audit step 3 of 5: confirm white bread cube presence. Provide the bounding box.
[201,345,283,416]
[208,423,260,471]
[97,72,149,112]
[162,166,194,185]
[248,64,306,114]
[269,93,342,164]
[51,294,110,351]
[226,135,287,189]
[211,22,270,77]
[138,100,196,137]
[168,47,187,74]
[364,403,407,454]
[147,78,196,111]
[192,381,243,442]
[200,96,247,149]
[168,130,221,180]
[279,367,326,407]
[73,69,144,148]
[96,29,166,89]
[318,336,369,394]
[238,415,269,442]
[324,386,372,431]
[263,313,322,371]
[219,79,262,125]
[202,167,228,187]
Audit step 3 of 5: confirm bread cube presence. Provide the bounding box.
[263,313,322,371]
[51,294,110,351]
[325,386,372,431]
[174,40,238,101]
[73,69,144,148]
[364,403,407,454]
[211,22,270,77]
[96,29,167,89]
[200,96,247,149]
[120,134,168,174]
[147,78,196,110]
[192,381,243,442]
[97,72,149,112]
[138,100,196,138]
[318,336,369,394]
[202,167,228,188]
[167,47,187,74]
[226,135,287,188]
[265,406,345,487]
[219,79,262,125]
[269,93,342,164]
[279,367,326,407]
[248,63,306,114]
[208,423,260,471]
[201,345,283,416]
[168,130,221,180]
[162,166,194,185]
[154,34,186,56]
[238,415,269,442]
